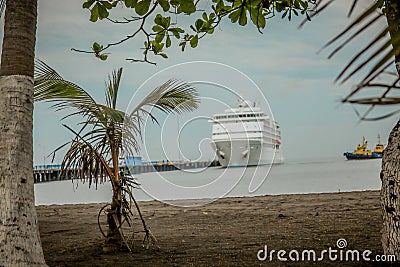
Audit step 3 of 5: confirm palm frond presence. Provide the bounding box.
[337,30,392,84]
[347,0,358,17]
[131,79,199,116]
[0,0,5,19]
[105,67,122,109]
[36,62,199,186]
[34,59,99,115]
[326,13,385,60]
[319,0,400,120]
[60,124,116,189]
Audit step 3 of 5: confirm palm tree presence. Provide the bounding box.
[0,0,47,265]
[34,61,199,250]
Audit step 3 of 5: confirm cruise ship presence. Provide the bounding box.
[209,99,283,167]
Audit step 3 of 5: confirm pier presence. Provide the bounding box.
[33,160,220,184]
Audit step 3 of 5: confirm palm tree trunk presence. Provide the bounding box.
[0,0,46,265]
[381,121,400,258]
[380,0,400,258]
[106,188,122,244]
[105,147,122,249]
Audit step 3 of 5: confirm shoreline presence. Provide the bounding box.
[38,190,384,266]
[36,188,380,207]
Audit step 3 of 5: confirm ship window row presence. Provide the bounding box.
[212,130,281,139]
[214,113,263,119]
[212,131,263,135]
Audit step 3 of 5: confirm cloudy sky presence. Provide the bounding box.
[2,0,397,164]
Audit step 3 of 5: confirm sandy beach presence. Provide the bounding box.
[38,190,384,266]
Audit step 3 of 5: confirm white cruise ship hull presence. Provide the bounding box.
[209,99,283,167]
[211,139,283,167]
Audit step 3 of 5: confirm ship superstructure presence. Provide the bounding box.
[209,99,283,167]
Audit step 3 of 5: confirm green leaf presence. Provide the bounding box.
[152,41,164,52]
[99,54,108,61]
[207,27,215,34]
[195,19,204,31]
[159,53,168,58]
[155,33,164,43]
[92,42,102,52]
[166,35,171,48]
[229,9,241,23]
[177,0,196,14]
[248,0,262,8]
[152,25,164,33]
[190,34,198,48]
[83,0,95,9]
[161,16,171,28]
[169,27,183,39]
[215,0,224,13]
[135,0,151,16]
[170,0,179,6]
[90,3,100,22]
[293,0,301,9]
[258,14,266,29]
[300,0,308,10]
[157,0,170,12]
[100,1,113,9]
[282,9,288,19]
[98,4,109,19]
[154,14,163,25]
[239,7,247,26]
[124,0,138,8]
[179,41,187,51]
[231,0,242,9]
[171,32,180,39]
[250,8,258,26]
[250,7,266,29]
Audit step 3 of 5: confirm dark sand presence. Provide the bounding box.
[38,190,385,266]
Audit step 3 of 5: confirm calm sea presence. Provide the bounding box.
[34,158,382,206]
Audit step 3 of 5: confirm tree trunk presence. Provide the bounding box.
[105,187,122,246]
[103,146,122,251]
[104,151,123,251]
[381,120,400,258]
[0,0,46,265]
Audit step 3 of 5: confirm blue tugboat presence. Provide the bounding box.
[344,135,385,160]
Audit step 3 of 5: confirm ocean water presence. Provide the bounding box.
[34,158,382,206]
